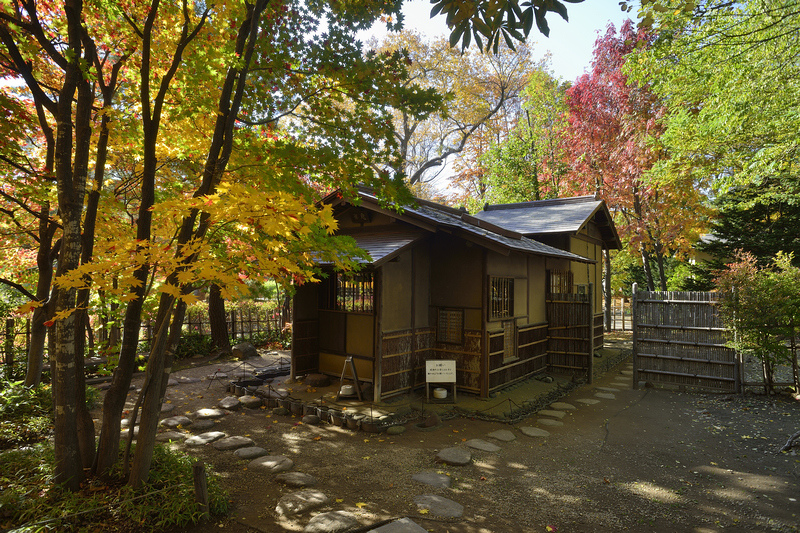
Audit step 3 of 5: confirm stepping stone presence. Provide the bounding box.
[387,425,406,435]
[302,415,320,425]
[213,435,254,451]
[413,495,463,518]
[272,407,290,416]
[465,439,501,452]
[175,376,201,384]
[487,430,516,442]
[412,472,452,489]
[520,427,550,438]
[160,403,175,413]
[121,418,133,428]
[159,415,192,428]
[239,395,263,409]
[276,472,318,487]
[185,431,226,446]
[156,431,186,442]
[248,455,294,473]
[550,402,576,411]
[576,398,600,405]
[304,510,359,533]
[275,490,330,516]
[234,446,268,460]
[191,419,215,431]
[196,408,226,419]
[596,387,619,392]
[537,409,566,419]
[218,396,241,410]
[120,427,139,437]
[208,372,228,380]
[595,392,616,400]
[620,370,633,376]
[435,447,471,466]
[537,419,564,427]
[369,517,427,532]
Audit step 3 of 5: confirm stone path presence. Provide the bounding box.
[146,359,635,532]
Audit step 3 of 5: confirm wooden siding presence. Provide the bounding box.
[292,319,319,377]
[434,329,483,393]
[633,288,737,392]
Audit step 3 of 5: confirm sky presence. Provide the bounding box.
[362,0,639,83]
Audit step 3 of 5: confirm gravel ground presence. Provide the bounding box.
[107,351,800,533]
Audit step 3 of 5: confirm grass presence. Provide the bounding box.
[0,443,229,532]
[0,379,228,531]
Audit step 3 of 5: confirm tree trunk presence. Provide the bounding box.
[641,248,656,292]
[128,296,184,488]
[209,284,230,353]
[655,246,668,291]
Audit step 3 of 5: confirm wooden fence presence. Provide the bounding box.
[546,288,594,383]
[632,285,739,392]
[141,306,284,345]
[2,305,285,371]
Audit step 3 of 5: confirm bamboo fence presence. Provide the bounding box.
[632,285,738,392]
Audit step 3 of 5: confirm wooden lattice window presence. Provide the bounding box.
[548,270,573,294]
[319,272,374,313]
[490,277,514,319]
[437,308,463,344]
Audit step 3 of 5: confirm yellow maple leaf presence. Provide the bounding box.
[418,509,429,515]
[355,502,367,508]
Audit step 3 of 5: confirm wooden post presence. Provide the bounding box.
[193,460,209,520]
[5,319,14,372]
[631,283,638,389]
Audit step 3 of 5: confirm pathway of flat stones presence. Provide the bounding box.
[146,363,635,532]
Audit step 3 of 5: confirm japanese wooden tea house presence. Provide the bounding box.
[291,190,620,400]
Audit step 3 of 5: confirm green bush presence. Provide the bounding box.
[1,443,229,532]
[174,331,215,359]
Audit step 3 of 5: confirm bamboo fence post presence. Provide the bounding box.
[192,460,209,519]
[631,283,638,389]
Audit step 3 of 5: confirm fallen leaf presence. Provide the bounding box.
[419,509,429,515]
[355,502,367,508]
[336,499,343,503]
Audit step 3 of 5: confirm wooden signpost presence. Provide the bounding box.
[425,359,456,403]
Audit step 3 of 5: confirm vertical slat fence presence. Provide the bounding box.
[632,284,738,392]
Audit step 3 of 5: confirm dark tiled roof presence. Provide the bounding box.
[344,228,426,266]
[474,196,602,235]
[355,191,593,263]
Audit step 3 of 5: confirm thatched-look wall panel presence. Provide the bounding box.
[431,329,482,392]
[380,328,434,398]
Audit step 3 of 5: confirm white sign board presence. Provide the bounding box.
[425,360,456,383]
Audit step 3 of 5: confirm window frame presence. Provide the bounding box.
[319,271,374,314]
[489,276,515,320]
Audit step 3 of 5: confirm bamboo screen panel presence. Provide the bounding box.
[488,323,547,392]
[433,329,482,393]
[633,290,737,392]
[546,293,592,380]
[380,328,434,399]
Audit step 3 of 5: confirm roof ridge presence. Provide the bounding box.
[484,195,599,211]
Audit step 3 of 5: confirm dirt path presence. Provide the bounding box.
[142,358,800,533]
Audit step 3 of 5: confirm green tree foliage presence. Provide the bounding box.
[478,69,569,205]
[631,0,800,195]
[716,252,800,394]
